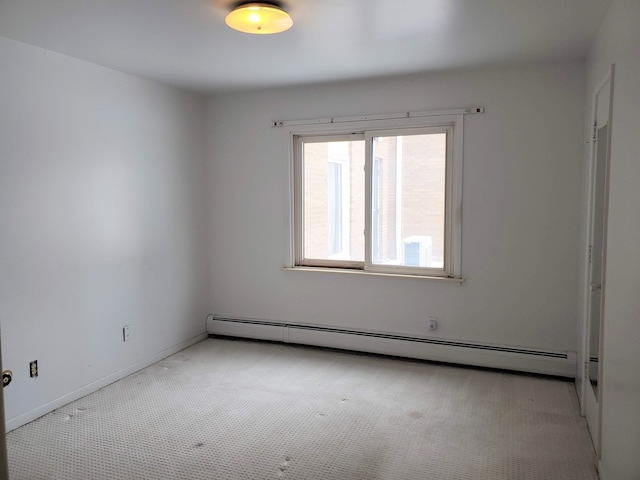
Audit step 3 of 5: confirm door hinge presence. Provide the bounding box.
[592,124,597,142]
[584,361,589,379]
[588,245,592,263]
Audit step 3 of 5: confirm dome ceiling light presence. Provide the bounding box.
[225,2,293,35]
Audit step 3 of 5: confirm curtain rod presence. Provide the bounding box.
[271,107,484,127]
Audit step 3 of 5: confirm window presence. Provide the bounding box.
[298,135,365,266]
[290,114,464,279]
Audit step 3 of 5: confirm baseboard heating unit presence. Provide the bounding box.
[207,315,576,378]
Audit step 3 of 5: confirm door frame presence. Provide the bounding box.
[580,63,615,459]
[0,329,8,479]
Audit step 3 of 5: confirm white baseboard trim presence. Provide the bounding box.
[6,332,208,432]
[207,316,576,378]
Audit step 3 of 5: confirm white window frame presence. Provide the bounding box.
[293,133,364,269]
[287,114,464,279]
[364,125,455,276]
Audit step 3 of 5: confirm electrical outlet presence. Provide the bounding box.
[123,325,130,342]
[427,316,438,331]
[30,360,38,378]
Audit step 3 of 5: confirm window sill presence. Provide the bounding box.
[283,266,465,284]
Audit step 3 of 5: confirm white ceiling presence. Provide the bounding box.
[0,0,612,93]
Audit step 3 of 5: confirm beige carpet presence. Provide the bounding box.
[7,337,598,479]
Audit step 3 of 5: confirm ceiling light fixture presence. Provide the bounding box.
[225,2,293,35]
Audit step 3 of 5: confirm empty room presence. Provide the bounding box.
[0,0,639,479]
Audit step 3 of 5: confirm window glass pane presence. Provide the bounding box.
[371,133,446,269]
[303,140,365,262]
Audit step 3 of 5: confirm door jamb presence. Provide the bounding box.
[580,63,615,460]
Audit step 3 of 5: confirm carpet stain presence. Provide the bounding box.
[276,455,291,477]
[408,411,423,419]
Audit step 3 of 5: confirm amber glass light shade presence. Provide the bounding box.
[225,3,293,34]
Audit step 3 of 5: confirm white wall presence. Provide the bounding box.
[206,62,585,354]
[583,0,640,478]
[0,37,209,428]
